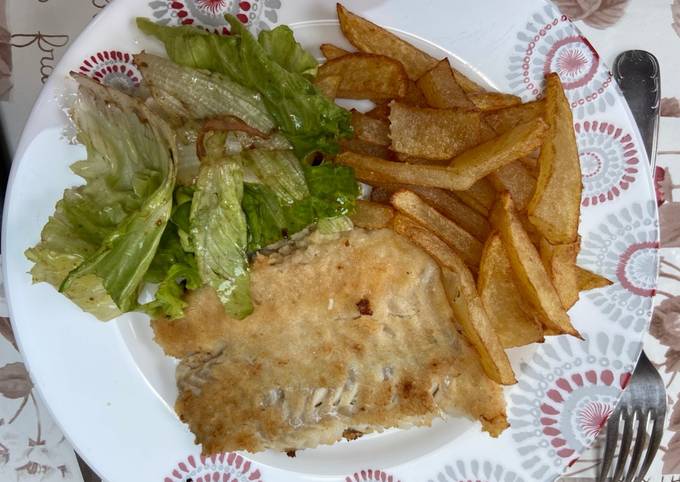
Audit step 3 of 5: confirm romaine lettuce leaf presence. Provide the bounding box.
[258,25,318,79]
[142,222,200,320]
[25,75,177,319]
[242,162,359,251]
[241,150,308,204]
[137,17,352,157]
[134,53,275,133]
[191,160,252,319]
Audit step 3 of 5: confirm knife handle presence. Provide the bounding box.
[613,50,660,168]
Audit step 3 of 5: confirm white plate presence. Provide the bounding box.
[2,1,660,481]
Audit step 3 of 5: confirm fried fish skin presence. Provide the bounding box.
[153,228,507,454]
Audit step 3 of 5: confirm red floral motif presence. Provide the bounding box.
[77,50,141,89]
[539,369,629,460]
[617,241,659,297]
[345,469,400,482]
[164,453,262,482]
[544,35,599,89]
[575,120,639,207]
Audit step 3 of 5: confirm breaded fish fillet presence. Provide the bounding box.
[152,228,507,454]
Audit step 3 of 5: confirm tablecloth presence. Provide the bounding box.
[3,0,680,480]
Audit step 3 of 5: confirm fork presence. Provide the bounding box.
[597,50,666,482]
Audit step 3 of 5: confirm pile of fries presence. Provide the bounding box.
[323,5,612,385]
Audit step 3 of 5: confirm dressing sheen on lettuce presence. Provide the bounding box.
[136,16,352,157]
[242,162,359,251]
[25,76,176,319]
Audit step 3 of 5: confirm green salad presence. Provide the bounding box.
[25,16,358,321]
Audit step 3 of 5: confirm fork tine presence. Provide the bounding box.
[599,406,622,482]
[635,408,666,482]
[612,407,635,482]
[623,409,648,482]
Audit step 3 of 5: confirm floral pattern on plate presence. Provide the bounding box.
[576,120,641,207]
[509,331,640,481]
[578,201,659,332]
[164,452,263,482]
[147,0,280,34]
[429,460,527,482]
[77,50,141,90]
[506,3,615,118]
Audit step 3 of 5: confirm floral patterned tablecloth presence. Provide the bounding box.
[3,0,680,481]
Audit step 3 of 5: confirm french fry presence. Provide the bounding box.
[469,92,522,111]
[454,70,486,94]
[402,80,429,106]
[350,109,390,146]
[483,99,545,135]
[491,193,581,338]
[417,59,475,110]
[339,151,505,192]
[479,234,544,348]
[318,53,408,101]
[576,266,613,291]
[540,239,581,310]
[320,43,350,60]
[392,214,516,385]
[314,74,341,98]
[389,102,481,160]
[528,73,583,244]
[453,178,497,217]
[350,200,395,229]
[370,186,394,204]
[391,190,482,269]
[488,161,537,211]
[365,182,490,241]
[446,118,548,191]
[339,138,394,160]
[337,4,437,80]
[365,103,391,121]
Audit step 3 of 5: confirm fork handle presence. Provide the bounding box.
[612,50,660,168]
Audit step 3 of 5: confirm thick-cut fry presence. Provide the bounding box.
[576,266,613,291]
[446,118,548,191]
[453,179,496,217]
[395,152,439,165]
[339,138,393,160]
[454,70,486,94]
[488,161,537,211]
[402,80,429,106]
[350,200,395,229]
[417,59,475,110]
[350,109,390,146]
[337,4,437,80]
[320,43,350,60]
[392,214,516,385]
[540,239,580,310]
[479,234,544,348]
[365,103,390,121]
[483,100,545,135]
[366,182,490,241]
[469,92,522,111]
[491,193,581,338]
[528,73,582,244]
[389,102,481,160]
[339,151,503,192]
[391,190,482,269]
[314,74,341,98]
[318,53,408,101]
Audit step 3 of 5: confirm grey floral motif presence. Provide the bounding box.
[0,318,17,351]
[0,363,32,400]
[554,0,630,29]
[661,97,680,117]
[673,0,680,38]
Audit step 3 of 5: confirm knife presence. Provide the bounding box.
[612,50,661,166]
